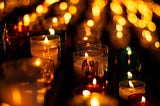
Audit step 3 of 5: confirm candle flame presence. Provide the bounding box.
[129,80,134,88]
[85,52,89,58]
[127,71,132,79]
[82,90,91,97]
[141,96,146,103]
[12,87,21,105]
[35,59,41,66]
[44,36,49,44]
[49,28,55,35]
[90,97,100,106]
[93,78,97,85]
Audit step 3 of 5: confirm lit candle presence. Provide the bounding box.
[73,49,104,82]
[30,35,60,69]
[119,80,145,100]
[129,95,153,106]
[87,78,103,93]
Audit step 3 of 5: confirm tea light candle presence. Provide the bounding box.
[119,80,145,100]
[129,95,153,106]
[87,78,103,93]
[30,35,60,69]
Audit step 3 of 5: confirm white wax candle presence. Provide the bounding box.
[119,80,145,100]
[30,35,60,68]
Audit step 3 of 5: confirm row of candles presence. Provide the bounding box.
[0,28,61,106]
[0,23,154,105]
[71,42,154,106]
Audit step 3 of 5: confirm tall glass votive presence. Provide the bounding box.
[73,48,105,85]
[30,35,61,71]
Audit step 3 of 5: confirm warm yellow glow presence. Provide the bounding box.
[59,17,65,24]
[70,0,79,4]
[1,103,11,106]
[127,71,132,79]
[87,20,94,27]
[18,21,23,26]
[30,12,37,22]
[138,20,147,28]
[44,36,49,44]
[38,88,47,94]
[129,80,134,88]
[49,28,55,35]
[0,2,4,10]
[116,24,123,31]
[147,21,156,32]
[92,78,97,85]
[37,93,45,104]
[124,0,137,13]
[141,96,146,103]
[142,30,151,38]
[42,6,48,14]
[35,59,41,66]
[155,41,160,48]
[85,26,91,35]
[64,12,72,24]
[152,4,160,17]
[146,34,152,42]
[12,87,21,105]
[18,21,23,32]
[45,0,60,5]
[23,14,30,26]
[59,2,68,10]
[68,6,77,14]
[138,1,152,19]
[110,2,123,15]
[94,0,106,9]
[85,52,89,58]
[117,17,126,26]
[90,97,100,106]
[83,36,88,41]
[52,17,58,23]
[36,5,44,14]
[127,13,138,24]
[92,6,101,16]
[113,15,120,22]
[116,31,123,38]
[82,90,91,97]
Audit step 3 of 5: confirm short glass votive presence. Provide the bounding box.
[73,49,104,84]
[0,57,54,106]
[119,80,145,100]
[30,35,61,70]
[128,93,153,106]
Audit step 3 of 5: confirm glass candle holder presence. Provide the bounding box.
[119,80,145,100]
[73,49,104,84]
[0,57,54,106]
[30,35,60,71]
